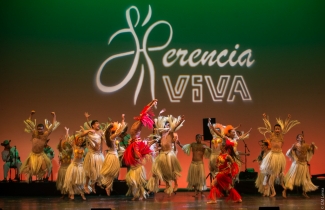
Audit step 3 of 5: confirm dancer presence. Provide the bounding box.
[123,99,157,200]
[100,114,127,196]
[207,138,242,203]
[177,134,210,197]
[43,139,54,181]
[253,139,271,196]
[83,112,109,194]
[62,127,93,200]
[1,140,22,182]
[21,111,59,182]
[282,134,318,198]
[258,113,300,197]
[208,120,251,183]
[147,114,185,195]
[56,136,73,198]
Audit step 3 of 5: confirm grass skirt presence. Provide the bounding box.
[186,161,206,191]
[20,152,52,182]
[147,150,181,194]
[83,150,104,184]
[63,162,90,195]
[126,165,148,199]
[100,151,120,190]
[284,161,318,192]
[56,163,69,194]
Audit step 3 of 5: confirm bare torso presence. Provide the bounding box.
[191,143,206,162]
[271,133,284,152]
[31,131,50,154]
[293,142,309,162]
[161,131,174,151]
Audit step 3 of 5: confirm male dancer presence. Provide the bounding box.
[177,134,210,197]
[1,140,22,181]
[258,113,300,197]
[21,110,59,182]
[147,114,185,195]
[283,134,317,198]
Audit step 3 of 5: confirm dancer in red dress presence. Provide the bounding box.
[207,138,242,203]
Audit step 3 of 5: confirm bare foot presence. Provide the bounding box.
[69,194,74,200]
[302,192,309,198]
[84,185,90,194]
[60,195,65,199]
[131,197,136,201]
[105,187,111,196]
[270,193,276,197]
[282,190,287,198]
[139,196,144,201]
[81,193,86,201]
[234,199,242,203]
[173,184,178,192]
[91,184,96,194]
[207,200,217,204]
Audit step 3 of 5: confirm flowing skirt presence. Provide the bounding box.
[284,161,318,192]
[63,162,91,195]
[56,164,69,194]
[126,165,147,199]
[100,151,120,190]
[20,152,52,182]
[186,161,206,191]
[83,150,104,184]
[147,150,182,194]
[260,151,286,180]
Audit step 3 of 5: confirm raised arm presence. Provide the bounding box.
[208,118,223,137]
[173,115,185,132]
[51,112,56,125]
[29,110,35,120]
[84,112,91,128]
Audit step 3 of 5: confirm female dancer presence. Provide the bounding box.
[56,136,73,198]
[62,127,93,200]
[258,113,300,197]
[207,138,242,203]
[100,114,126,196]
[253,139,271,196]
[123,99,157,200]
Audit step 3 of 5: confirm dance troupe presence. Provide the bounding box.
[1,99,318,203]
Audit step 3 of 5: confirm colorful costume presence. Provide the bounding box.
[258,114,300,196]
[147,115,184,195]
[100,121,126,194]
[56,140,73,194]
[208,140,241,202]
[284,142,318,194]
[63,135,91,199]
[21,118,60,182]
[123,100,156,200]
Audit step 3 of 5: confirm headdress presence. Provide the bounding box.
[258,114,300,138]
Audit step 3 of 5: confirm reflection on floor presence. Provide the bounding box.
[0,191,322,210]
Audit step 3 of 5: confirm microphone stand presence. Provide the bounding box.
[242,139,250,173]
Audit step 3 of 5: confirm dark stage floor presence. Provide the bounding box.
[0,192,323,210]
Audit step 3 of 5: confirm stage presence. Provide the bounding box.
[0,175,324,210]
[0,192,322,210]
